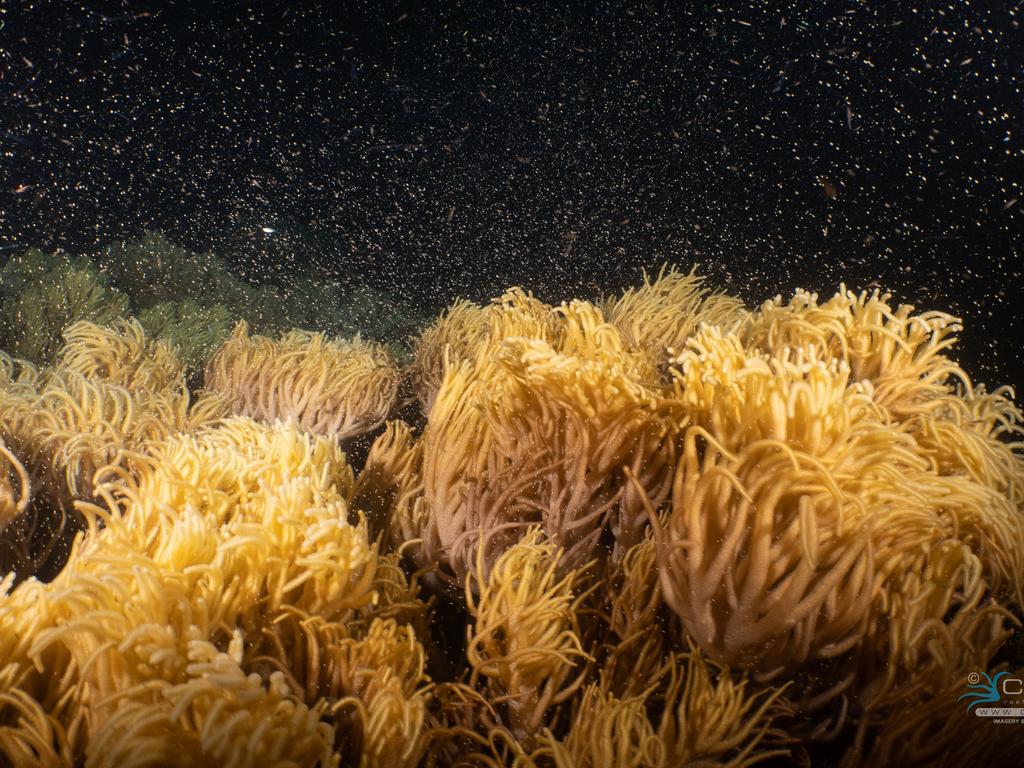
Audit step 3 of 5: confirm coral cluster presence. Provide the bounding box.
[0,320,225,580]
[1,248,1023,767]
[205,322,401,442]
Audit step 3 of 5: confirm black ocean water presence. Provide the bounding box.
[2,1,1022,385]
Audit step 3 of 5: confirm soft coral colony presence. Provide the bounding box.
[0,241,1022,768]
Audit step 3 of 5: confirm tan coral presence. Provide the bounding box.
[650,311,1024,733]
[479,649,788,768]
[743,287,1024,509]
[655,650,788,768]
[595,534,666,700]
[84,636,338,768]
[548,685,663,768]
[0,319,222,515]
[741,286,965,419]
[352,420,424,545]
[738,289,1024,601]
[418,296,678,583]
[0,684,71,768]
[856,542,1014,713]
[321,618,431,768]
[0,367,222,506]
[205,322,399,440]
[412,298,490,413]
[654,429,878,681]
[411,288,558,413]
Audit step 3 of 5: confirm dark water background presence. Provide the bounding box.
[2,1,1022,391]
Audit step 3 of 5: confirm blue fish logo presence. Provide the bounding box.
[959,671,1008,712]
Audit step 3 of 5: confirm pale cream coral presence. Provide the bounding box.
[205,322,399,440]
[57,318,184,394]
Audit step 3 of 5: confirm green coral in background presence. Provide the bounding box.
[326,283,428,344]
[1,233,432,370]
[244,283,296,335]
[101,230,432,347]
[0,248,93,301]
[0,247,59,290]
[0,249,130,363]
[101,231,254,312]
[102,231,299,337]
[137,300,234,376]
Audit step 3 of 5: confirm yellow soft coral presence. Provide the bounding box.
[602,264,746,378]
[466,529,592,742]
[0,419,394,764]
